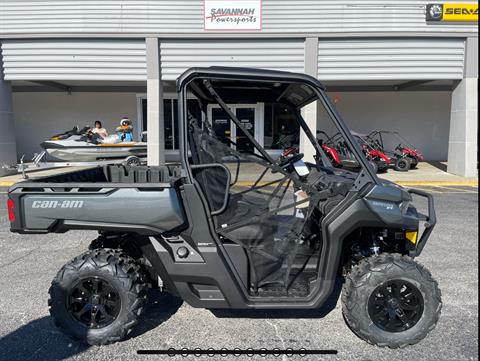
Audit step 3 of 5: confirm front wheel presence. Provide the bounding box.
[49,248,148,345]
[341,254,442,348]
[394,157,411,172]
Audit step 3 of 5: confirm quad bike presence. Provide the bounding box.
[367,131,424,171]
[317,131,390,174]
[7,67,440,348]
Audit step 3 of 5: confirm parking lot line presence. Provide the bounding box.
[428,185,477,193]
[409,185,478,194]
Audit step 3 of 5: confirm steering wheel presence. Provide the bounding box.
[278,152,304,169]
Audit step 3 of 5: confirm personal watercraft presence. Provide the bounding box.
[41,126,147,162]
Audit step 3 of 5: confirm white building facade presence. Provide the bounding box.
[0,0,478,176]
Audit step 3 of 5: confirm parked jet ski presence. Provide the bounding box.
[41,124,147,162]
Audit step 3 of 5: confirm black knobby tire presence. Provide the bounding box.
[49,248,148,345]
[409,156,419,169]
[368,161,378,174]
[377,165,389,174]
[394,157,411,172]
[341,253,442,348]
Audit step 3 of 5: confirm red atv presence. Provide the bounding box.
[367,131,424,171]
[317,131,390,173]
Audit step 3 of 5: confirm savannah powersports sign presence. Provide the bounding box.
[204,0,262,30]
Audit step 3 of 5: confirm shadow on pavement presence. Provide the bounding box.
[0,316,89,361]
[428,161,447,172]
[211,277,343,319]
[0,290,183,361]
[128,289,183,339]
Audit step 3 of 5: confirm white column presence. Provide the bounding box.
[447,37,478,178]
[299,37,318,162]
[146,37,165,165]
[446,77,478,177]
[0,63,17,176]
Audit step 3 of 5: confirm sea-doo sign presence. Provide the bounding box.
[426,3,478,22]
[204,0,262,30]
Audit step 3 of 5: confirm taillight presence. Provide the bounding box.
[7,199,15,222]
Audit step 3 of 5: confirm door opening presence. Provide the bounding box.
[208,104,263,152]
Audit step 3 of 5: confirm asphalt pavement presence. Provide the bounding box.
[0,186,477,361]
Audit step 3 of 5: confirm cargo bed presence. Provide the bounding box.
[8,165,187,235]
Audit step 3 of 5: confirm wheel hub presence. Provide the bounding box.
[67,277,121,329]
[91,294,100,305]
[368,279,424,332]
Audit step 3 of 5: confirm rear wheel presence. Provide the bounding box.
[49,248,148,345]
[368,161,378,174]
[409,156,419,169]
[394,157,411,172]
[342,253,442,348]
[377,164,389,174]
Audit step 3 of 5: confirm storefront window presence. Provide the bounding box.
[141,98,201,150]
[264,103,300,149]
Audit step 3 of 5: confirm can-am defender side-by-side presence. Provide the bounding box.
[7,67,441,348]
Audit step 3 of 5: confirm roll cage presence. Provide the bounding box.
[176,67,379,185]
[170,67,384,300]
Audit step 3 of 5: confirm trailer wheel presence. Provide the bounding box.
[49,248,148,345]
[342,253,442,348]
[394,157,411,172]
[125,156,141,167]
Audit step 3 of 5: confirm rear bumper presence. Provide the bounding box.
[407,188,436,256]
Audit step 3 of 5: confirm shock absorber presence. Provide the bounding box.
[371,229,387,255]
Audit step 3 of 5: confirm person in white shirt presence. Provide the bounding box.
[91,120,108,139]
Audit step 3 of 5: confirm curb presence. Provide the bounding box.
[395,180,478,187]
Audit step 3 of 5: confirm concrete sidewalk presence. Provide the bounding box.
[378,161,478,186]
[0,161,477,188]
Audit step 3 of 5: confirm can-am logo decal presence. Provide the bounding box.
[426,3,478,22]
[204,0,261,30]
[32,200,84,209]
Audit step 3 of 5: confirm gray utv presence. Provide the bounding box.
[7,67,441,348]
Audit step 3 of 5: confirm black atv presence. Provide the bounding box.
[7,67,440,348]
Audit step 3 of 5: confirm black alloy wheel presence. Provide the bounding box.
[68,277,121,329]
[367,279,424,332]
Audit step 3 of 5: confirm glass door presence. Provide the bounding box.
[211,107,233,147]
[208,104,262,151]
[234,106,256,153]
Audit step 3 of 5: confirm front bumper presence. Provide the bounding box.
[407,188,436,256]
